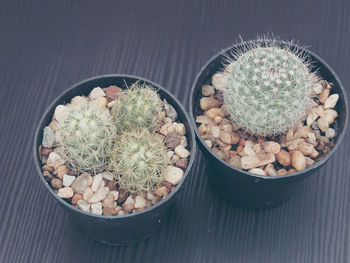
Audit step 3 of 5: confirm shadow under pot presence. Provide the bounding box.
[190,40,348,209]
[34,74,196,245]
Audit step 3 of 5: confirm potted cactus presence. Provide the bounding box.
[190,38,348,209]
[34,75,196,245]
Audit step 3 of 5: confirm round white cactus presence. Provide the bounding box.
[222,42,316,136]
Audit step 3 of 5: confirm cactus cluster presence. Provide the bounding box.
[55,102,116,172]
[222,41,316,136]
[111,82,162,132]
[110,128,169,193]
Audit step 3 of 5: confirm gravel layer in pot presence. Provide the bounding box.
[34,75,196,245]
[190,39,348,209]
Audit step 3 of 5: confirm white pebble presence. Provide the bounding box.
[54,105,69,124]
[89,187,109,203]
[211,126,220,138]
[77,199,90,212]
[248,168,265,176]
[164,166,184,185]
[70,96,87,106]
[180,136,188,147]
[312,83,323,94]
[42,126,55,148]
[62,174,76,187]
[174,145,190,159]
[212,73,227,90]
[47,152,65,169]
[102,171,114,181]
[89,87,105,100]
[134,196,147,209]
[175,123,186,136]
[325,128,335,138]
[324,94,339,109]
[202,85,215,96]
[57,187,74,198]
[91,202,103,215]
[204,140,212,148]
[91,174,103,192]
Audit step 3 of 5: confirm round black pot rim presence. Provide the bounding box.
[189,40,349,181]
[33,73,197,220]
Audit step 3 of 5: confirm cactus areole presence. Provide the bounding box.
[223,43,317,136]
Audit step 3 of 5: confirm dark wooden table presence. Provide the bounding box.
[1,0,349,262]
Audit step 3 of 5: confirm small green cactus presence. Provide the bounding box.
[110,128,169,193]
[222,40,316,136]
[111,82,162,132]
[56,102,116,172]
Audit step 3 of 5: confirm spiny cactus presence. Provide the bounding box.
[111,82,162,132]
[222,40,317,136]
[110,128,169,193]
[55,102,116,172]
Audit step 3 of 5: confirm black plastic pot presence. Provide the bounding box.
[34,74,196,245]
[190,41,348,209]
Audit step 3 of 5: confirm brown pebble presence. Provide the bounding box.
[105,85,122,102]
[165,132,182,150]
[291,151,306,171]
[276,150,291,167]
[41,148,52,156]
[51,178,62,189]
[56,165,68,180]
[117,188,129,203]
[43,170,54,179]
[154,186,168,197]
[71,193,82,205]
[42,165,54,173]
[231,133,240,144]
[107,181,117,191]
[277,169,288,175]
[288,169,296,174]
[200,98,221,111]
[263,141,281,154]
[239,139,246,147]
[175,159,188,170]
[319,87,330,104]
[236,145,244,155]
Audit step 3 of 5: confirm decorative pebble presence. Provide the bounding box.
[291,151,306,171]
[202,85,215,96]
[47,152,65,169]
[146,191,155,200]
[276,150,291,167]
[89,187,109,203]
[54,105,69,124]
[212,72,227,90]
[91,173,103,192]
[51,178,62,189]
[91,202,103,215]
[154,186,168,196]
[174,145,190,159]
[89,87,105,100]
[164,132,181,150]
[134,196,147,209]
[71,173,92,194]
[312,83,323,94]
[196,115,213,125]
[325,128,335,138]
[174,123,186,136]
[319,88,330,104]
[204,140,212,148]
[263,141,281,154]
[57,187,74,198]
[160,123,175,136]
[56,165,68,179]
[77,199,90,213]
[105,85,122,101]
[299,142,314,155]
[95,96,107,108]
[175,158,188,170]
[180,136,188,147]
[42,126,55,148]
[62,174,76,187]
[163,99,178,121]
[71,96,87,106]
[317,118,329,132]
[83,187,94,201]
[248,168,265,175]
[324,94,339,109]
[71,193,82,205]
[241,153,275,169]
[200,98,221,111]
[164,166,184,185]
[123,196,135,212]
[102,171,114,181]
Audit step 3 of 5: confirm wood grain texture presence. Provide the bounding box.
[0,0,349,262]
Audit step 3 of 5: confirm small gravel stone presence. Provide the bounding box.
[206,108,223,119]
[89,187,109,203]
[172,154,180,162]
[123,196,135,212]
[146,191,155,200]
[286,138,304,151]
[196,115,213,125]
[200,98,221,111]
[180,136,188,147]
[325,128,335,138]
[91,173,103,192]
[241,153,275,169]
[134,196,147,209]
[47,152,65,169]
[62,174,76,187]
[263,141,281,154]
[89,87,105,100]
[204,140,212,148]
[299,142,314,156]
[42,165,54,173]
[323,109,338,124]
[164,117,173,124]
[276,150,291,167]
[312,83,323,94]
[57,187,74,198]
[109,190,119,201]
[294,126,311,139]
[42,126,55,148]
[277,169,288,175]
[219,131,233,144]
[91,202,103,215]
[175,159,188,170]
[202,85,215,96]
[56,165,68,179]
[317,118,329,132]
[102,171,114,181]
[71,193,82,205]
[248,168,265,175]
[83,187,94,201]
[160,123,175,136]
[117,188,129,203]
[265,164,277,176]
[319,87,330,104]
[174,145,190,159]
[154,186,168,196]
[105,85,122,101]
[77,200,90,213]
[164,165,184,185]
[324,94,339,109]
[291,151,306,171]
[49,120,59,132]
[71,96,87,106]
[211,126,220,138]
[165,132,181,150]
[51,178,62,189]
[212,72,227,90]
[41,148,52,156]
[305,157,315,166]
[228,156,242,169]
[164,99,178,121]
[174,123,186,136]
[95,96,107,107]
[54,105,69,124]
[71,173,92,194]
